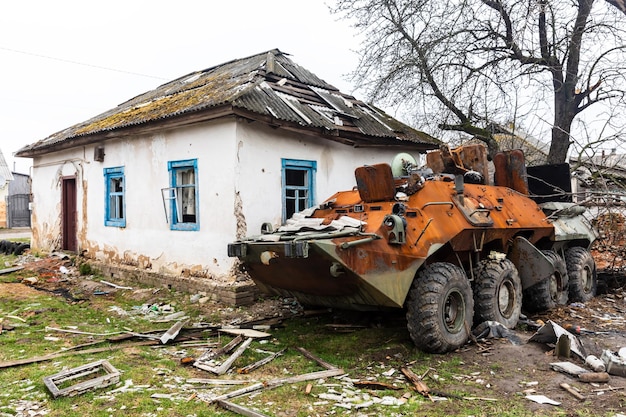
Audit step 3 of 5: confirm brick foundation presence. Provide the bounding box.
[92,261,259,306]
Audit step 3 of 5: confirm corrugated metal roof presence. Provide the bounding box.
[16,49,440,156]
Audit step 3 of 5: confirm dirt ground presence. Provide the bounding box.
[3,241,626,416]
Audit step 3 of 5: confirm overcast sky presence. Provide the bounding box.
[0,0,361,174]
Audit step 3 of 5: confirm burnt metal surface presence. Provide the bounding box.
[494,149,529,195]
[509,236,555,289]
[235,168,554,309]
[355,164,396,203]
[426,144,490,181]
[231,144,596,312]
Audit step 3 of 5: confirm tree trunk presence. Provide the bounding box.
[547,126,572,164]
[547,87,577,164]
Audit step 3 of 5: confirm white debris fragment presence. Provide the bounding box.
[525,395,560,406]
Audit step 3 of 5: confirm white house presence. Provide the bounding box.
[16,49,440,301]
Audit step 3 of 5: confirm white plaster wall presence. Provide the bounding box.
[30,118,422,280]
[84,119,239,277]
[30,149,88,251]
[235,121,422,237]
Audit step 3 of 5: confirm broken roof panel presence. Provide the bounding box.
[16,49,440,157]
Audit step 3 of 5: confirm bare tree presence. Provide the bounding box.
[332,0,626,163]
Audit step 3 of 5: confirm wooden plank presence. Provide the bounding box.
[400,367,430,397]
[210,368,345,402]
[0,266,24,275]
[238,348,286,374]
[0,340,158,369]
[186,378,247,385]
[216,399,271,417]
[213,338,253,375]
[560,383,585,401]
[295,347,337,370]
[219,328,271,338]
[195,335,243,364]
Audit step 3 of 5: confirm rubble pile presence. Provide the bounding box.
[591,212,626,271]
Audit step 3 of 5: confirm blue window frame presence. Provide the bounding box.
[168,159,199,231]
[282,159,316,221]
[104,166,125,227]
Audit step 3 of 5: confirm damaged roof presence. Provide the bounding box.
[16,49,440,157]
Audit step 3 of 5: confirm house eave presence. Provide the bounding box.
[17,106,439,159]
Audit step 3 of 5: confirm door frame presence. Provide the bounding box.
[61,176,77,252]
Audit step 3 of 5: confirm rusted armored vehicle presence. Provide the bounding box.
[228,144,597,353]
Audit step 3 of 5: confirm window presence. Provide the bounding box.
[167,159,199,231]
[104,167,125,227]
[282,159,316,221]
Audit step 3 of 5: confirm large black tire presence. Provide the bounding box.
[13,243,30,256]
[472,258,522,329]
[406,262,474,354]
[566,247,597,302]
[523,250,568,312]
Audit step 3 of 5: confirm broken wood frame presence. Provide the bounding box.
[43,359,120,398]
[237,348,286,374]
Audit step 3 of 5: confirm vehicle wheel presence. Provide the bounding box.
[566,247,597,302]
[472,258,522,329]
[406,262,474,354]
[13,243,30,256]
[523,250,568,312]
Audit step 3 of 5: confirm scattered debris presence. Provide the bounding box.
[0,266,24,275]
[559,383,585,401]
[579,372,610,383]
[472,321,523,345]
[602,350,626,377]
[0,340,158,369]
[529,320,586,359]
[295,347,338,370]
[100,280,133,290]
[550,361,588,377]
[219,328,272,339]
[210,337,254,375]
[353,380,402,391]
[237,348,286,374]
[210,368,345,403]
[45,326,126,337]
[160,320,188,344]
[194,335,244,368]
[585,354,606,372]
[43,360,120,398]
[186,378,248,385]
[400,367,430,397]
[525,394,560,406]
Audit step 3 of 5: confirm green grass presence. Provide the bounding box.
[0,259,622,416]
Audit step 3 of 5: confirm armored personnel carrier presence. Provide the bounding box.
[228,144,597,353]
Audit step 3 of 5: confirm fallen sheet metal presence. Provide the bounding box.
[160,319,188,344]
[43,359,120,398]
[550,361,589,376]
[528,320,586,359]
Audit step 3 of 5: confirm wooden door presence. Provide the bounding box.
[62,177,77,252]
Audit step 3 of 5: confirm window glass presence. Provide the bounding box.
[168,159,199,230]
[282,159,316,221]
[104,167,125,227]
